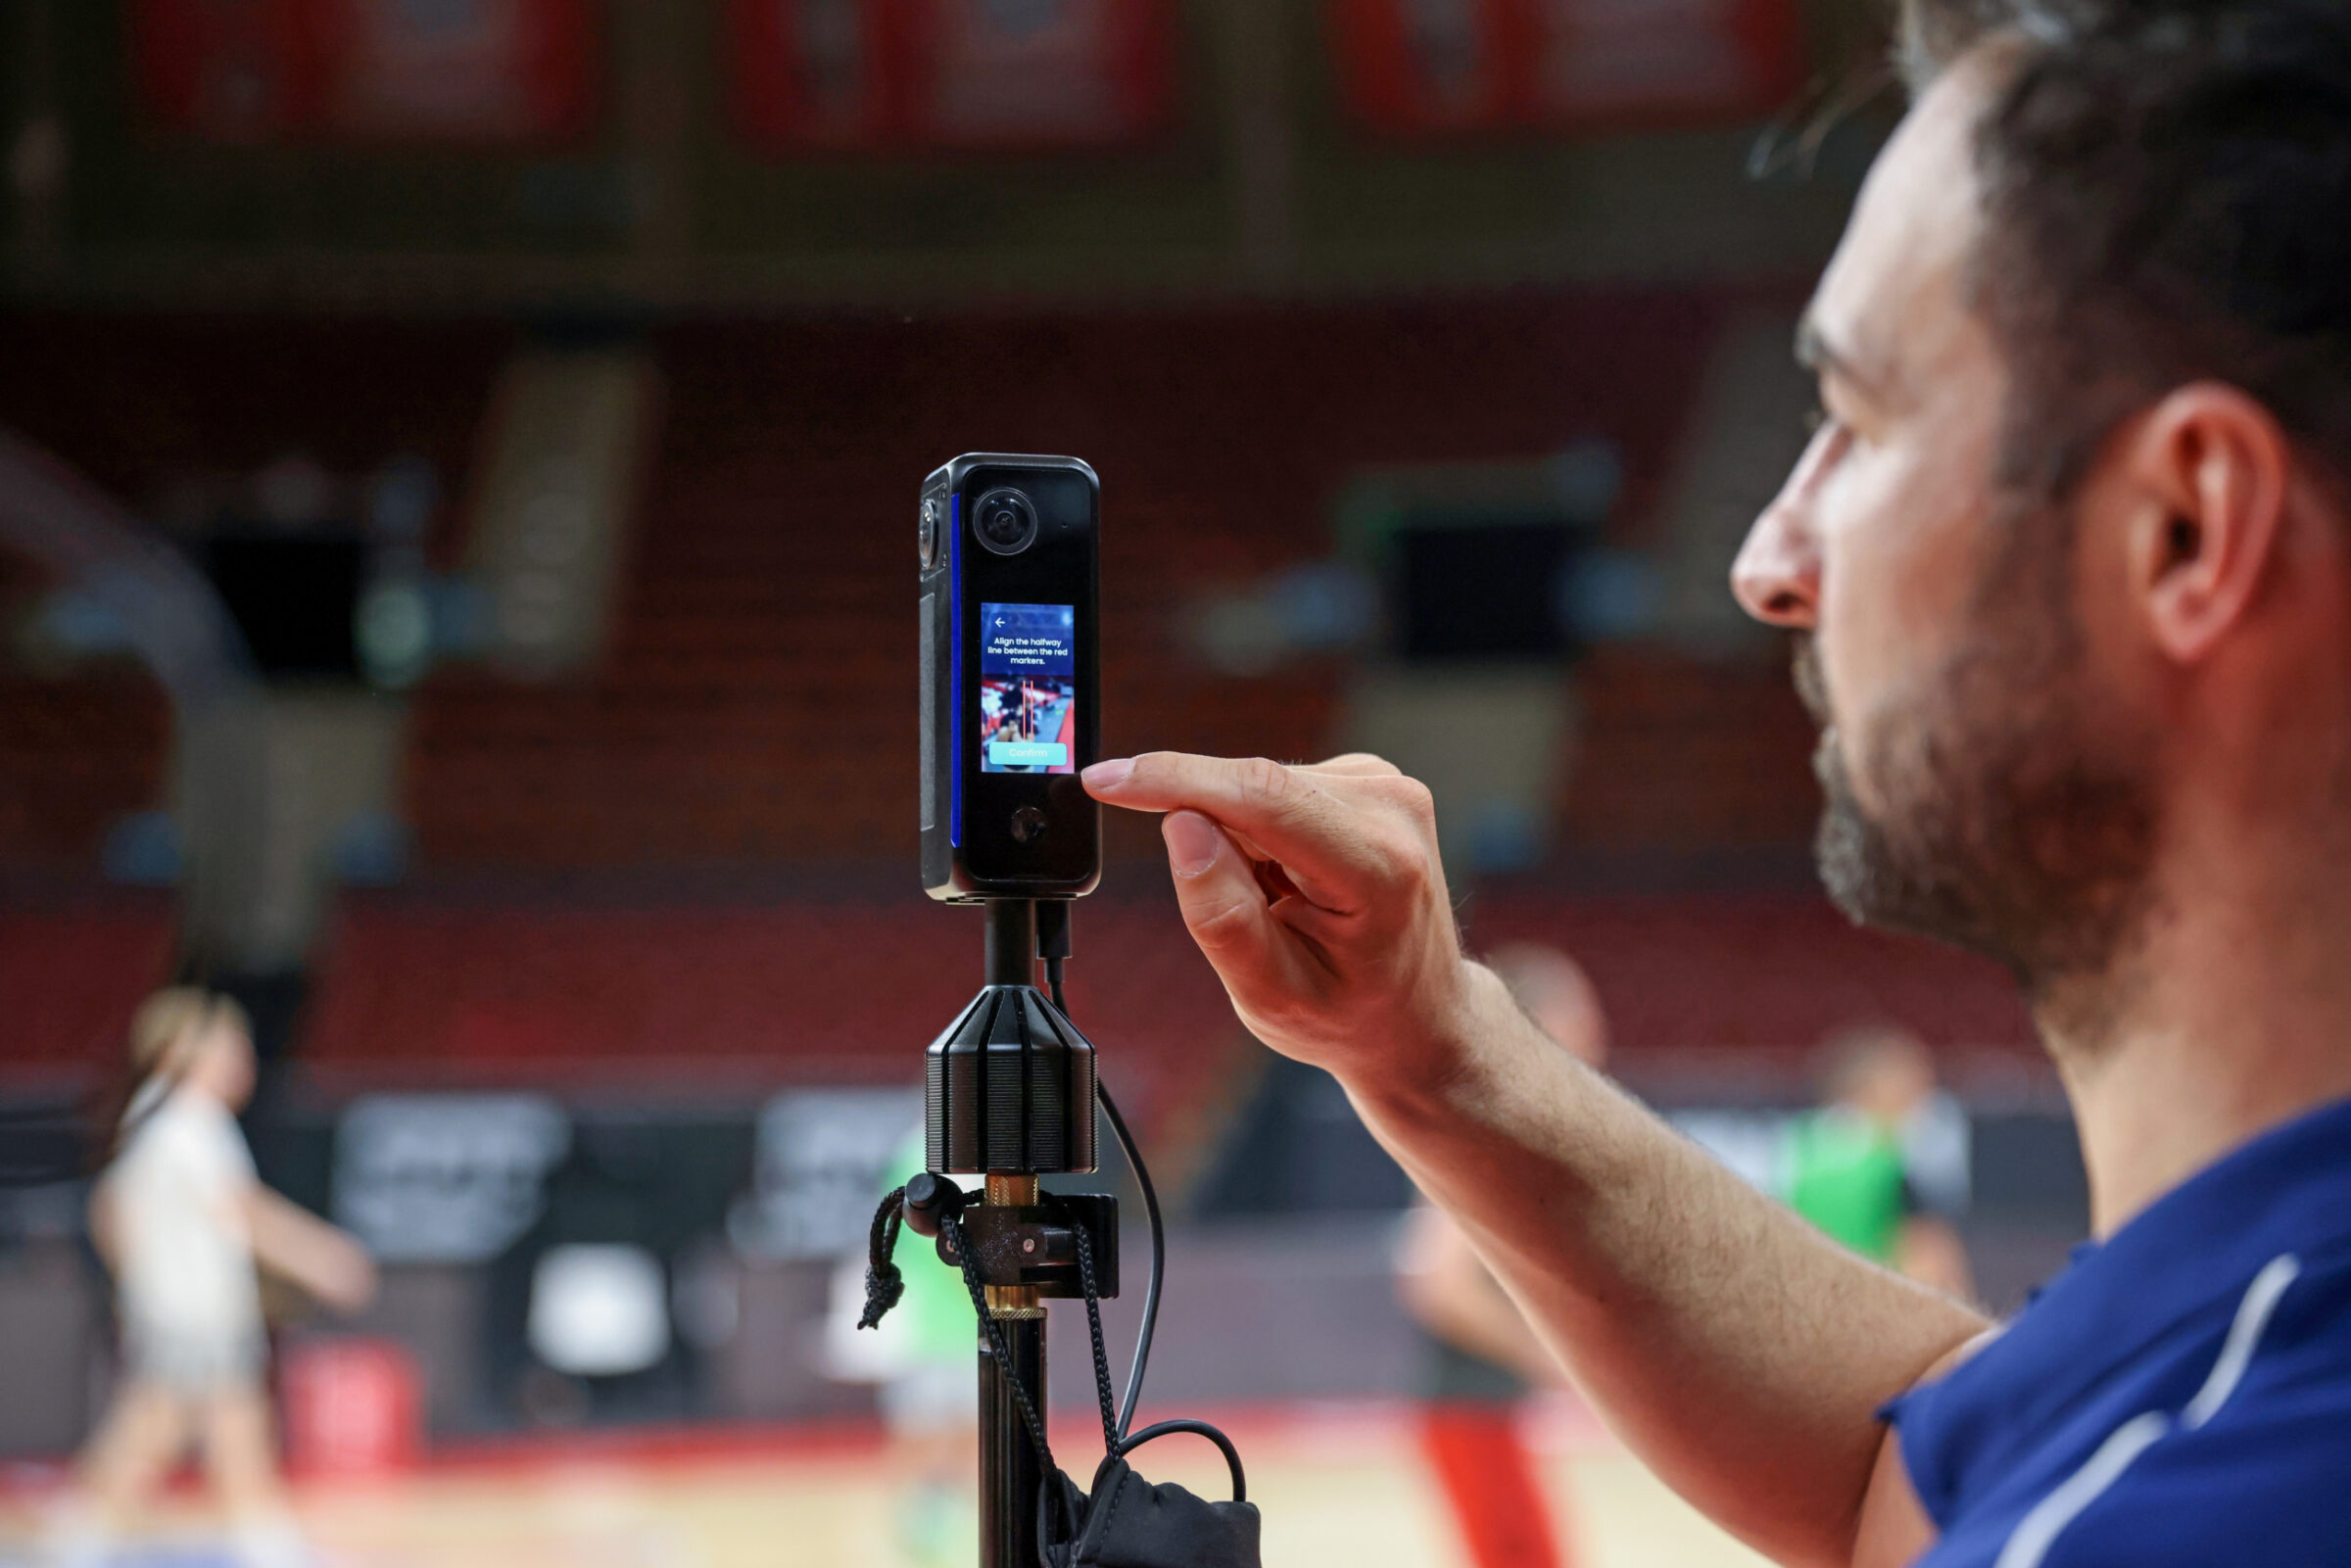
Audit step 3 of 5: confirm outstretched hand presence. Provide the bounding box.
[1081,752,1478,1088]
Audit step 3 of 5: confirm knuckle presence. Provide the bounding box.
[1128,750,1179,785]
[1239,755,1295,804]
[1184,890,1260,950]
[1378,828,1433,888]
[1384,775,1438,828]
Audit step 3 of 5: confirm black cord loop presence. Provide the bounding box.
[856,1185,907,1331]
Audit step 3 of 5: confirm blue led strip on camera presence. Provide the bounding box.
[950,491,964,850]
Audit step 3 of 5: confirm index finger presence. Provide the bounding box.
[1082,752,1386,910]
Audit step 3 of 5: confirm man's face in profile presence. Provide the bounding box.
[1734,51,2159,999]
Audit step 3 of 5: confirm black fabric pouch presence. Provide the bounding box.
[1037,1457,1262,1568]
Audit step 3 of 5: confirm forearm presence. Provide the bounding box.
[1354,964,1987,1568]
[243,1188,370,1306]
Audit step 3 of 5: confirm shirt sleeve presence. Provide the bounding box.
[179,1097,260,1199]
[1878,1379,1959,1529]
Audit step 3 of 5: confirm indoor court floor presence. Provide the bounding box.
[0,1402,1770,1568]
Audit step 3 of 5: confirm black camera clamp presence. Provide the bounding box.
[863,897,1257,1568]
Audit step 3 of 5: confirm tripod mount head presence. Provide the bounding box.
[926,897,1099,1177]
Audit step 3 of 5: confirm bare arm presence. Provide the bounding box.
[1366,974,1980,1565]
[240,1188,377,1313]
[1086,752,1988,1568]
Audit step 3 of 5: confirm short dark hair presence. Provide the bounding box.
[1903,0,2351,500]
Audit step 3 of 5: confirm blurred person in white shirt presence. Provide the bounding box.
[46,988,376,1568]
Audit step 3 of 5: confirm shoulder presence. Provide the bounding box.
[149,1089,257,1176]
[2014,1298,2351,1564]
[1897,1244,2351,1561]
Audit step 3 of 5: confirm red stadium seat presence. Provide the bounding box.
[0,895,178,1088]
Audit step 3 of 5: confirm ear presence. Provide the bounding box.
[2119,383,2292,666]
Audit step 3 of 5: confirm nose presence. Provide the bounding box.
[1731,483,1821,630]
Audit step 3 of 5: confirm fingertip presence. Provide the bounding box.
[1081,758,1134,794]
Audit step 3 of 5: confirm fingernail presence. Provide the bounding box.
[1164,811,1223,878]
[1082,759,1133,790]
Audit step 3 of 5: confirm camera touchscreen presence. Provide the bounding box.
[980,602,1078,775]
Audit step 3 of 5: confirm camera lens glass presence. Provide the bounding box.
[973,488,1038,555]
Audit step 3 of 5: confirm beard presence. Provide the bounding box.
[1795,508,2161,1009]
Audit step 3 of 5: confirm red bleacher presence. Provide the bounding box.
[298,886,2036,1119]
[0,313,507,540]
[407,291,1740,870]
[0,668,170,873]
[298,892,1254,1135]
[0,313,508,873]
[0,896,178,1087]
[0,300,1816,879]
[1563,646,1820,852]
[0,547,171,874]
[0,301,1911,1110]
[1465,888,2036,1072]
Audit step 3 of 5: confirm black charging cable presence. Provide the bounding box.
[1080,1012,1162,1441]
[1037,901,1239,1492]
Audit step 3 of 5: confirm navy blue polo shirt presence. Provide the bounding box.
[1887,1095,2351,1567]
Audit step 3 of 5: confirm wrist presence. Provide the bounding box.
[1350,957,1512,1127]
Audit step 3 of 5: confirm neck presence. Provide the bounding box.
[2040,808,2351,1237]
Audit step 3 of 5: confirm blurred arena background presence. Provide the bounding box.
[0,2,2090,1563]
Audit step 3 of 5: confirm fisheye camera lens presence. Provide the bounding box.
[972,488,1038,555]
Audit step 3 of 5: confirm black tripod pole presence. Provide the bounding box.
[980,898,1046,1568]
[979,1171,1047,1568]
[925,897,1099,1568]
[984,896,1035,992]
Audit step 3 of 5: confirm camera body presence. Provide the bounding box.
[920,453,1102,902]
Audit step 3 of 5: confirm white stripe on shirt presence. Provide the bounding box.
[1992,1253,2301,1568]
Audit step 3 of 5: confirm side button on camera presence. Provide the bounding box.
[1010,807,1048,844]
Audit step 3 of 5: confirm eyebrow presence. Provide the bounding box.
[1795,315,1888,405]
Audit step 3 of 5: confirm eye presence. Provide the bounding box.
[1800,405,1855,482]
[1803,404,1853,445]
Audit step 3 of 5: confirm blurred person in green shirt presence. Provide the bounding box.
[827,1126,977,1568]
[1780,1028,1973,1297]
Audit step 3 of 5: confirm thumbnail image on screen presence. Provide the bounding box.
[979,602,1078,775]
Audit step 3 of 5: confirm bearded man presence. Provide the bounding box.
[1080,2,2351,1563]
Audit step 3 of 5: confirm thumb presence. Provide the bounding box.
[1162,811,1299,993]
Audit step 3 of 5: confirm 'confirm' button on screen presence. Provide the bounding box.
[987,740,1068,769]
